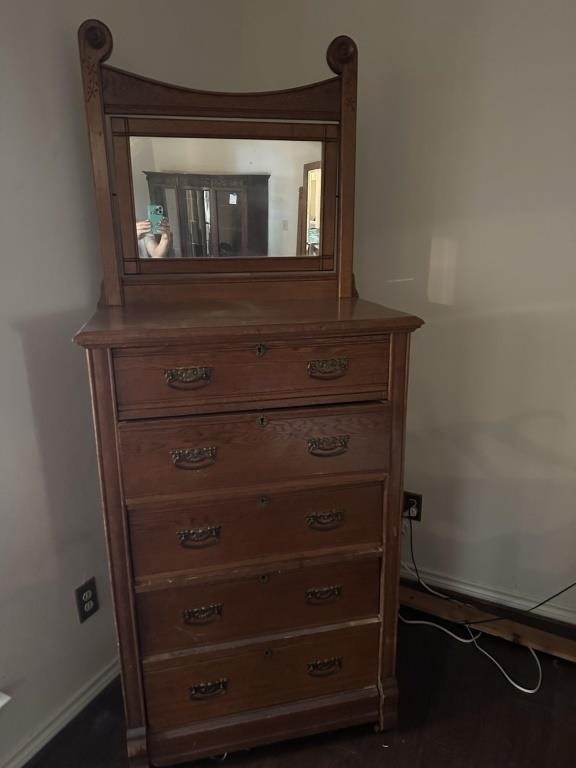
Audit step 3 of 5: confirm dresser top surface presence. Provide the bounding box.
[74,298,423,348]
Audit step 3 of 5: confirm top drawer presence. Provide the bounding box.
[113,335,389,418]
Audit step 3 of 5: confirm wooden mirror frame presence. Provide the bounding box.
[79,20,358,306]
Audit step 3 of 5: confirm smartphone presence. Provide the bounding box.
[147,204,164,235]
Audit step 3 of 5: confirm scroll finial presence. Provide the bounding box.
[327,36,357,75]
[78,19,113,62]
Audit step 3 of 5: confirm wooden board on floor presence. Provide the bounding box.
[399,584,576,664]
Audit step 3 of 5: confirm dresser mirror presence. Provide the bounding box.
[79,19,357,301]
[129,136,323,259]
[112,117,337,279]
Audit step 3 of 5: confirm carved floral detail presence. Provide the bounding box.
[82,58,100,102]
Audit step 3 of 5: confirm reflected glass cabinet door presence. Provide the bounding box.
[145,172,268,258]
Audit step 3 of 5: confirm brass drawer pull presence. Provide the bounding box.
[183,603,223,625]
[170,447,217,470]
[307,657,343,677]
[307,435,350,458]
[189,679,228,700]
[307,358,349,380]
[305,509,344,530]
[164,366,212,389]
[177,525,221,548]
[305,585,342,605]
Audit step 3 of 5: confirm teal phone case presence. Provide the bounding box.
[147,204,164,235]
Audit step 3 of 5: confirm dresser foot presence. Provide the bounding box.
[127,727,149,767]
[128,757,150,768]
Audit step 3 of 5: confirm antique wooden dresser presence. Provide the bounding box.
[74,19,422,767]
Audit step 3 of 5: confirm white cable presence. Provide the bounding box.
[399,612,482,643]
[401,560,461,602]
[399,610,543,694]
[402,522,544,694]
[466,626,543,694]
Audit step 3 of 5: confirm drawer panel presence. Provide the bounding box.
[143,623,379,731]
[148,688,380,765]
[137,556,380,656]
[130,482,383,577]
[119,403,390,503]
[114,336,389,417]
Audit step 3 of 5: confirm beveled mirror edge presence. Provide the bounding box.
[78,19,358,305]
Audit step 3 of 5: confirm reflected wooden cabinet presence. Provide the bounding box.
[145,172,269,258]
[75,19,422,767]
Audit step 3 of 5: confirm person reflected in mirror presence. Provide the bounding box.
[136,218,172,258]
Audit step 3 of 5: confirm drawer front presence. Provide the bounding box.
[114,336,389,417]
[130,483,383,577]
[137,556,380,656]
[143,623,379,731]
[119,403,390,503]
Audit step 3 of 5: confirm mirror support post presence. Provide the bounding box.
[78,20,124,306]
[327,36,358,299]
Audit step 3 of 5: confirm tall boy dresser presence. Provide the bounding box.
[74,19,422,767]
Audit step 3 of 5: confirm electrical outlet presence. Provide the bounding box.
[75,577,99,623]
[403,491,422,521]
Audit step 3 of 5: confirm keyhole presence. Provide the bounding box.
[256,343,269,357]
[258,574,270,584]
[259,496,271,508]
[257,415,268,427]
[264,648,273,658]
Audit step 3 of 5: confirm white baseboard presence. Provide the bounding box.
[2,657,120,768]
[400,564,576,626]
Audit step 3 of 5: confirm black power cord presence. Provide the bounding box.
[406,516,576,627]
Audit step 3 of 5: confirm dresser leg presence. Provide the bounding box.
[128,756,150,768]
[127,727,149,767]
[375,676,399,733]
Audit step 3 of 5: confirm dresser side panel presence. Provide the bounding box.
[379,332,411,687]
[86,347,148,761]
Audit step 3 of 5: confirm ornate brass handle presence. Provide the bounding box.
[189,679,228,700]
[307,436,350,458]
[307,657,343,677]
[305,509,344,530]
[182,603,223,625]
[307,358,349,380]
[164,367,212,389]
[305,585,342,605]
[170,447,217,470]
[177,525,221,548]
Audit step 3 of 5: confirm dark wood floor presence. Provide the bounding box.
[25,614,575,768]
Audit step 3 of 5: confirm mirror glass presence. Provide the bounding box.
[129,137,323,259]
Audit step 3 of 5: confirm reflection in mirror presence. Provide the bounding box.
[297,162,322,256]
[129,137,323,258]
